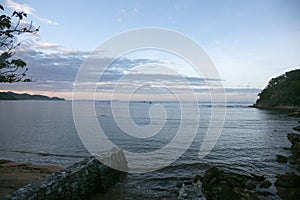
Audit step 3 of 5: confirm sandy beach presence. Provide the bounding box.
[0,159,63,198]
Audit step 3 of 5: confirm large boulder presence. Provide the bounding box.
[275,172,300,200]
[275,172,300,188]
[276,186,300,200]
[292,142,300,155]
[287,134,300,145]
[276,155,288,163]
[294,126,300,132]
[201,167,273,200]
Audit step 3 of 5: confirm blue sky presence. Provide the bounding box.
[1,0,300,101]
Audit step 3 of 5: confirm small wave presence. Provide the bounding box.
[0,149,88,159]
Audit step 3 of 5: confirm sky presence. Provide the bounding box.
[1,0,300,102]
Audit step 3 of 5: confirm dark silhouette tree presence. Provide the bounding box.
[0,4,39,83]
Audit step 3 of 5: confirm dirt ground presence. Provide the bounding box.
[0,159,63,198]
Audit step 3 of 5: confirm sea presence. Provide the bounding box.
[0,100,299,199]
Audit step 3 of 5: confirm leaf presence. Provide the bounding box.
[0,5,4,10]
[0,52,11,63]
[11,59,27,67]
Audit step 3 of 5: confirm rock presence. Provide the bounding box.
[291,142,300,155]
[276,155,288,163]
[276,186,300,200]
[250,173,266,181]
[294,126,300,132]
[202,167,221,188]
[3,152,127,200]
[287,134,300,145]
[193,175,202,183]
[183,181,192,185]
[227,178,242,188]
[290,155,300,165]
[225,173,248,188]
[217,184,240,200]
[245,179,256,190]
[202,167,264,200]
[255,190,274,196]
[260,180,272,188]
[176,182,183,188]
[242,192,260,200]
[275,172,300,188]
[288,112,300,117]
[203,167,220,182]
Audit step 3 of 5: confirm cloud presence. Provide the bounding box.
[117,7,139,23]
[34,16,58,26]
[31,42,61,49]
[0,38,260,101]
[5,0,58,25]
[5,0,34,14]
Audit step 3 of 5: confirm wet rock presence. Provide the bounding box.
[290,155,300,165]
[275,172,300,188]
[177,180,203,200]
[259,180,272,188]
[255,190,274,197]
[294,126,300,132]
[202,167,221,186]
[176,182,183,188]
[183,181,192,185]
[276,186,300,200]
[193,174,202,183]
[291,142,300,155]
[287,133,300,145]
[241,192,260,200]
[201,167,273,200]
[288,112,300,117]
[245,179,256,190]
[217,184,240,200]
[287,133,300,166]
[250,173,266,182]
[276,155,288,163]
[226,176,243,188]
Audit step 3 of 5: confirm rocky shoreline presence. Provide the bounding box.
[177,111,300,200]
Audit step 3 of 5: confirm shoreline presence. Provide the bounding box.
[0,159,63,198]
[250,104,300,110]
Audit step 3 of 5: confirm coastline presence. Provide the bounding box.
[250,104,300,110]
[0,160,63,198]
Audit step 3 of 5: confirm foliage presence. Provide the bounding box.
[0,4,39,83]
[256,69,300,107]
[0,91,65,100]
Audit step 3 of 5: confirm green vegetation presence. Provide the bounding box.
[255,69,300,108]
[0,91,64,101]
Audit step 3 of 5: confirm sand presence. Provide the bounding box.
[0,159,63,198]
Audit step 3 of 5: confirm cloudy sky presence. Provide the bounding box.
[1,0,300,102]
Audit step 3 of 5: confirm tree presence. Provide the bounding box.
[0,4,39,83]
[255,69,300,108]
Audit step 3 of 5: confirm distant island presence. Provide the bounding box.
[0,91,65,101]
[253,69,300,109]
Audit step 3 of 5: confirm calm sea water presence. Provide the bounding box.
[0,101,299,199]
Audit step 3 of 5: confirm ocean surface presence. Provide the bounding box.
[0,100,299,199]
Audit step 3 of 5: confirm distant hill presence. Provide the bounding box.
[0,91,65,101]
[254,69,300,109]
